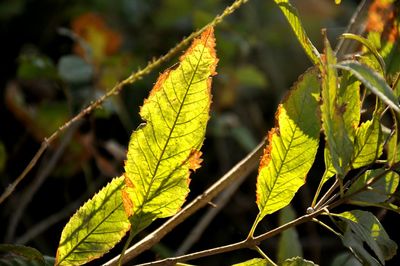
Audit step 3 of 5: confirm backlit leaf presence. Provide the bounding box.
[273,0,321,66]
[282,257,317,266]
[55,176,130,265]
[123,27,218,234]
[255,69,320,224]
[351,115,383,169]
[334,210,397,265]
[232,258,268,266]
[321,35,353,176]
[346,169,399,204]
[336,61,400,113]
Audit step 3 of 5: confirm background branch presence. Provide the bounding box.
[0,0,250,205]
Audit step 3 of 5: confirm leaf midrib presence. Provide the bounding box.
[138,35,211,214]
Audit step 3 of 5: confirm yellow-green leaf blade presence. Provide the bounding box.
[321,35,353,176]
[256,70,320,223]
[55,176,130,266]
[351,115,383,169]
[231,258,269,266]
[123,27,218,233]
[273,0,321,66]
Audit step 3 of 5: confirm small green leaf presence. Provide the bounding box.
[321,35,353,176]
[123,27,218,234]
[334,210,397,265]
[351,114,383,169]
[273,0,321,66]
[336,61,400,113]
[277,206,302,263]
[58,55,93,84]
[232,258,269,266]
[0,244,46,266]
[346,169,399,204]
[55,176,130,265]
[282,257,317,266]
[255,69,320,225]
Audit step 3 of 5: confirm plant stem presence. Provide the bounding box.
[312,218,341,237]
[0,0,250,206]
[314,178,339,210]
[254,246,277,266]
[103,139,265,266]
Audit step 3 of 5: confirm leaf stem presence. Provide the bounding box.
[314,178,339,210]
[254,246,277,266]
[312,218,341,237]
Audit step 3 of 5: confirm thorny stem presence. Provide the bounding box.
[0,0,250,205]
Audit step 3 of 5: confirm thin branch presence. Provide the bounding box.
[5,122,80,242]
[103,139,264,266]
[0,0,250,205]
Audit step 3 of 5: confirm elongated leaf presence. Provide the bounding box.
[277,206,302,263]
[123,27,218,234]
[334,210,397,265]
[55,176,130,266]
[232,258,268,266]
[346,169,399,204]
[273,0,321,66]
[351,115,383,169]
[0,244,48,266]
[255,70,320,224]
[336,61,400,113]
[321,35,353,176]
[282,257,317,266]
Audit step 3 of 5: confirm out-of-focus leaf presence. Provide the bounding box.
[36,102,70,137]
[58,55,93,84]
[334,210,397,265]
[336,61,400,114]
[321,35,353,176]
[282,257,317,266]
[236,65,268,89]
[71,12,122,62]
[346,169,399,204]
[232,258,268,266]
[273,0,321,66]
[231,126,258,152]
[0,244,46,266]
[255,70,320,225]
[123,27,218,235]
[330,252,362,266]
[17,53,58,80]
[351,114,383,169]
[55,176,130,266]
[277,206,302,263]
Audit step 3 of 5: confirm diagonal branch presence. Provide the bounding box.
[0,0,250,205]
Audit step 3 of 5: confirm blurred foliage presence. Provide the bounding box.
[2,0,397,265]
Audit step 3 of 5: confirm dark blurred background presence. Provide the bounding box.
[1,0,398,265]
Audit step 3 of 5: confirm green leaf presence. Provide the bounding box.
[351,114,383,169]
[231,258,269,266]
[331,252,362,266]
[321,35,354,176]
[340,33,386,74]
[282,257,317,266]
[277,206,302,263]
[255,69,320,224]
[0,244,46,266]
[334,210,397,265]
[123,27,218,234]
[387,125,400,165]
[273,0,321,66]
[346,169,399,204]
[58,55,93,84]
[55,176,130,266]
[336,61,400,114]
